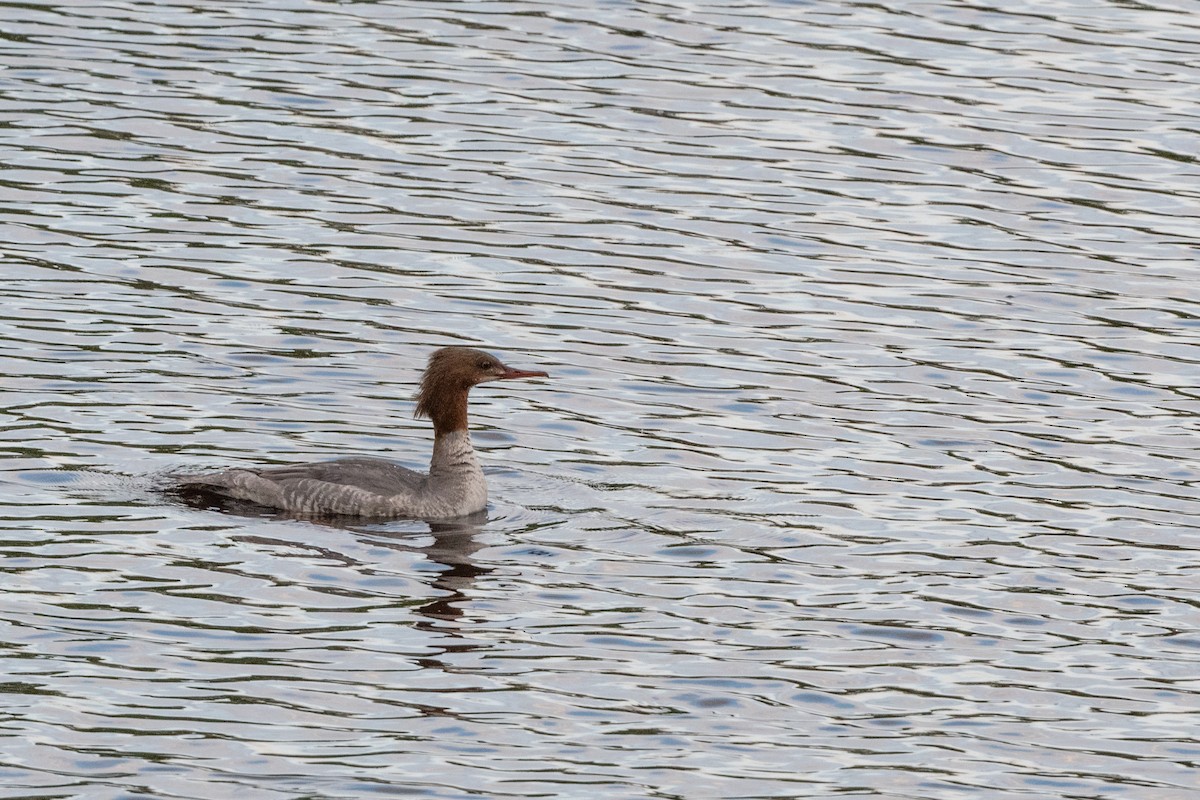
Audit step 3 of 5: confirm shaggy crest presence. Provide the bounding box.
[414,346,502,431]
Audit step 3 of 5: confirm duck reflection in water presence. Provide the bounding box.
[186,501,494,632]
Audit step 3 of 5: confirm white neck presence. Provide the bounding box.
[420,429,487,516]
[429,429,480,478]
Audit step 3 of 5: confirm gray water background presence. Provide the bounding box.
[1,1,1198,798]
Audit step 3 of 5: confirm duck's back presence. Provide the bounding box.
[177,457,427,517]
[252,457,426,496]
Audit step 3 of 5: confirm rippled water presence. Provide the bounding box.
[2,1,1198,797]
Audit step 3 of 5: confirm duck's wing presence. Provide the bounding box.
[175,457,427,516]
[249,457,426,496]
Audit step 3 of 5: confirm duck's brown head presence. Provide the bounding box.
[415,346,549,431]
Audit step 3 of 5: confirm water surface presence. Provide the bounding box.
[2,1,1198,798]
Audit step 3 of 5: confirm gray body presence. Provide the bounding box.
[178,430,488,519]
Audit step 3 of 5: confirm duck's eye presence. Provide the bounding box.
[478,360,494,370]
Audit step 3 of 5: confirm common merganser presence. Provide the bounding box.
[175,346,549,518]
